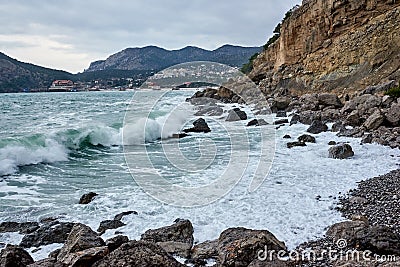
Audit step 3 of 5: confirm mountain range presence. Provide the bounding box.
[85,45,262,72]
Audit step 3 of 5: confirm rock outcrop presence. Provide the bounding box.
[250,0,400,96]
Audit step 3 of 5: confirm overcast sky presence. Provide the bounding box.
[0,0,301,73]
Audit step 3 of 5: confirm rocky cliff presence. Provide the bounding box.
[250,0,400,97]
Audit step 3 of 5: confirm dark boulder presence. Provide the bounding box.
[97,220,125,235]
[226,108,247,121]
[283,135,291,139]
[274,119,289,125]
[289,114,300,125]
[328,144,354,159]
[328,141,337,146]
[0,245,34,267]
[183,118,211,133]
[298,134,316,143]
[92,241,185,267]
[247,119,269,127]
[194,106,224,116]
[20,222,76,248]
[317,93,343,108]
[27,258,65,267]
[191,240,218,261]
[0,222,39,235]
[307,120,328,134]
[331,121,346,132]
[79,192,98,204]
[217,228,287,267]
[141,219,194,258]
[276,110,287,118]
[287,141,307,148]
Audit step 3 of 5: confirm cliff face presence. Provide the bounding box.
[250,0,400,97]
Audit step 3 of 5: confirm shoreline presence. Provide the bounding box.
[0,88,400,266]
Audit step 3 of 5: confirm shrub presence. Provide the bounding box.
[385,85,400,97]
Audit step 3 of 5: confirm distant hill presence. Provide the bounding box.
[85,45,262,72]
[0,52,73,93]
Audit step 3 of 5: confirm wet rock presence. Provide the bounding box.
[20,222,76,248]
[105,235,129,252]
[57,223,105,265]
[274,119,289,125]
[318,93,343,108]
[97,220,125,235]
[79,192,98,204]
[283,135,291,139]
[183,118,211,133]
[276,110,287,117]
[141,219,194,258]
[287,141,307,149]
[226,108,247,121]
[307,120,328,134]
[328,141,337,145]
[328,144,354,159]
[92,241,185,267]
[298,110,321,125]
[337,127,365,138]
[385,103,400,126]
[0,244,34,267]
[363,110,384,130]
[247,119,268,127]
[289,114,300,125]
[191,240,218,261]
[217,227,287,267]
[298,134,316,143]
[113,211,137,221]
[0,222,39,235]
[172,133,189,139]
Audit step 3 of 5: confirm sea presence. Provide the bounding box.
[0,90,399,260]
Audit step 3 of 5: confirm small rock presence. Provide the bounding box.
[307,120,328,134]
[331,122,345,132]
[289,114,300,125]
[328,141,337,145]
[171,133,189,139]
[0,244,34,267]
[79,192,98,204]
[298,134,316,143]
[113,211,138,221]
[287,141,307,148]
[328,144,354,159]
[226,108,247,121]
[183,118,211,133]
[283,135,291,139]
[276,110,287,117]
[246,119,268,127]
[97,220,125,235]
[274,119,289,125]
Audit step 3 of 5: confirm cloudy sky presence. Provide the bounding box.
[0,0,301,73]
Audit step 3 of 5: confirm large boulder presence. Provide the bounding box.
[27,258,65,267]
[307,120,328,134]
[363,110,385,130]
[92,241,185,267]
[191,240,218,261]
[226,108,247,121]
[20,222,76,248]
[105,235,129,252]
[183,118,211,133]
[0,245,34,267]
[385,103,400,126]
[298,134,316,143]
[273,96,291,110]
[217,227,287,267]
[328,144,354,159]
[318,93,343,108]
[141,219,194,258]
[57,223,106,266]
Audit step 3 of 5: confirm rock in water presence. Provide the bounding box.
[79,192,98,204]
[0,245,34,267]
[226,108,247,121]
[97,220,125,235]
[183,118,211,133]
[307,120,328,134]
[276,110,287,117]
[328,144,354,159]
[92,241,185,267]
[246,119,269,127]
[141,219,194,258]
[287,141,307,148]
[298,134,316,143]
[0,222,39,234]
